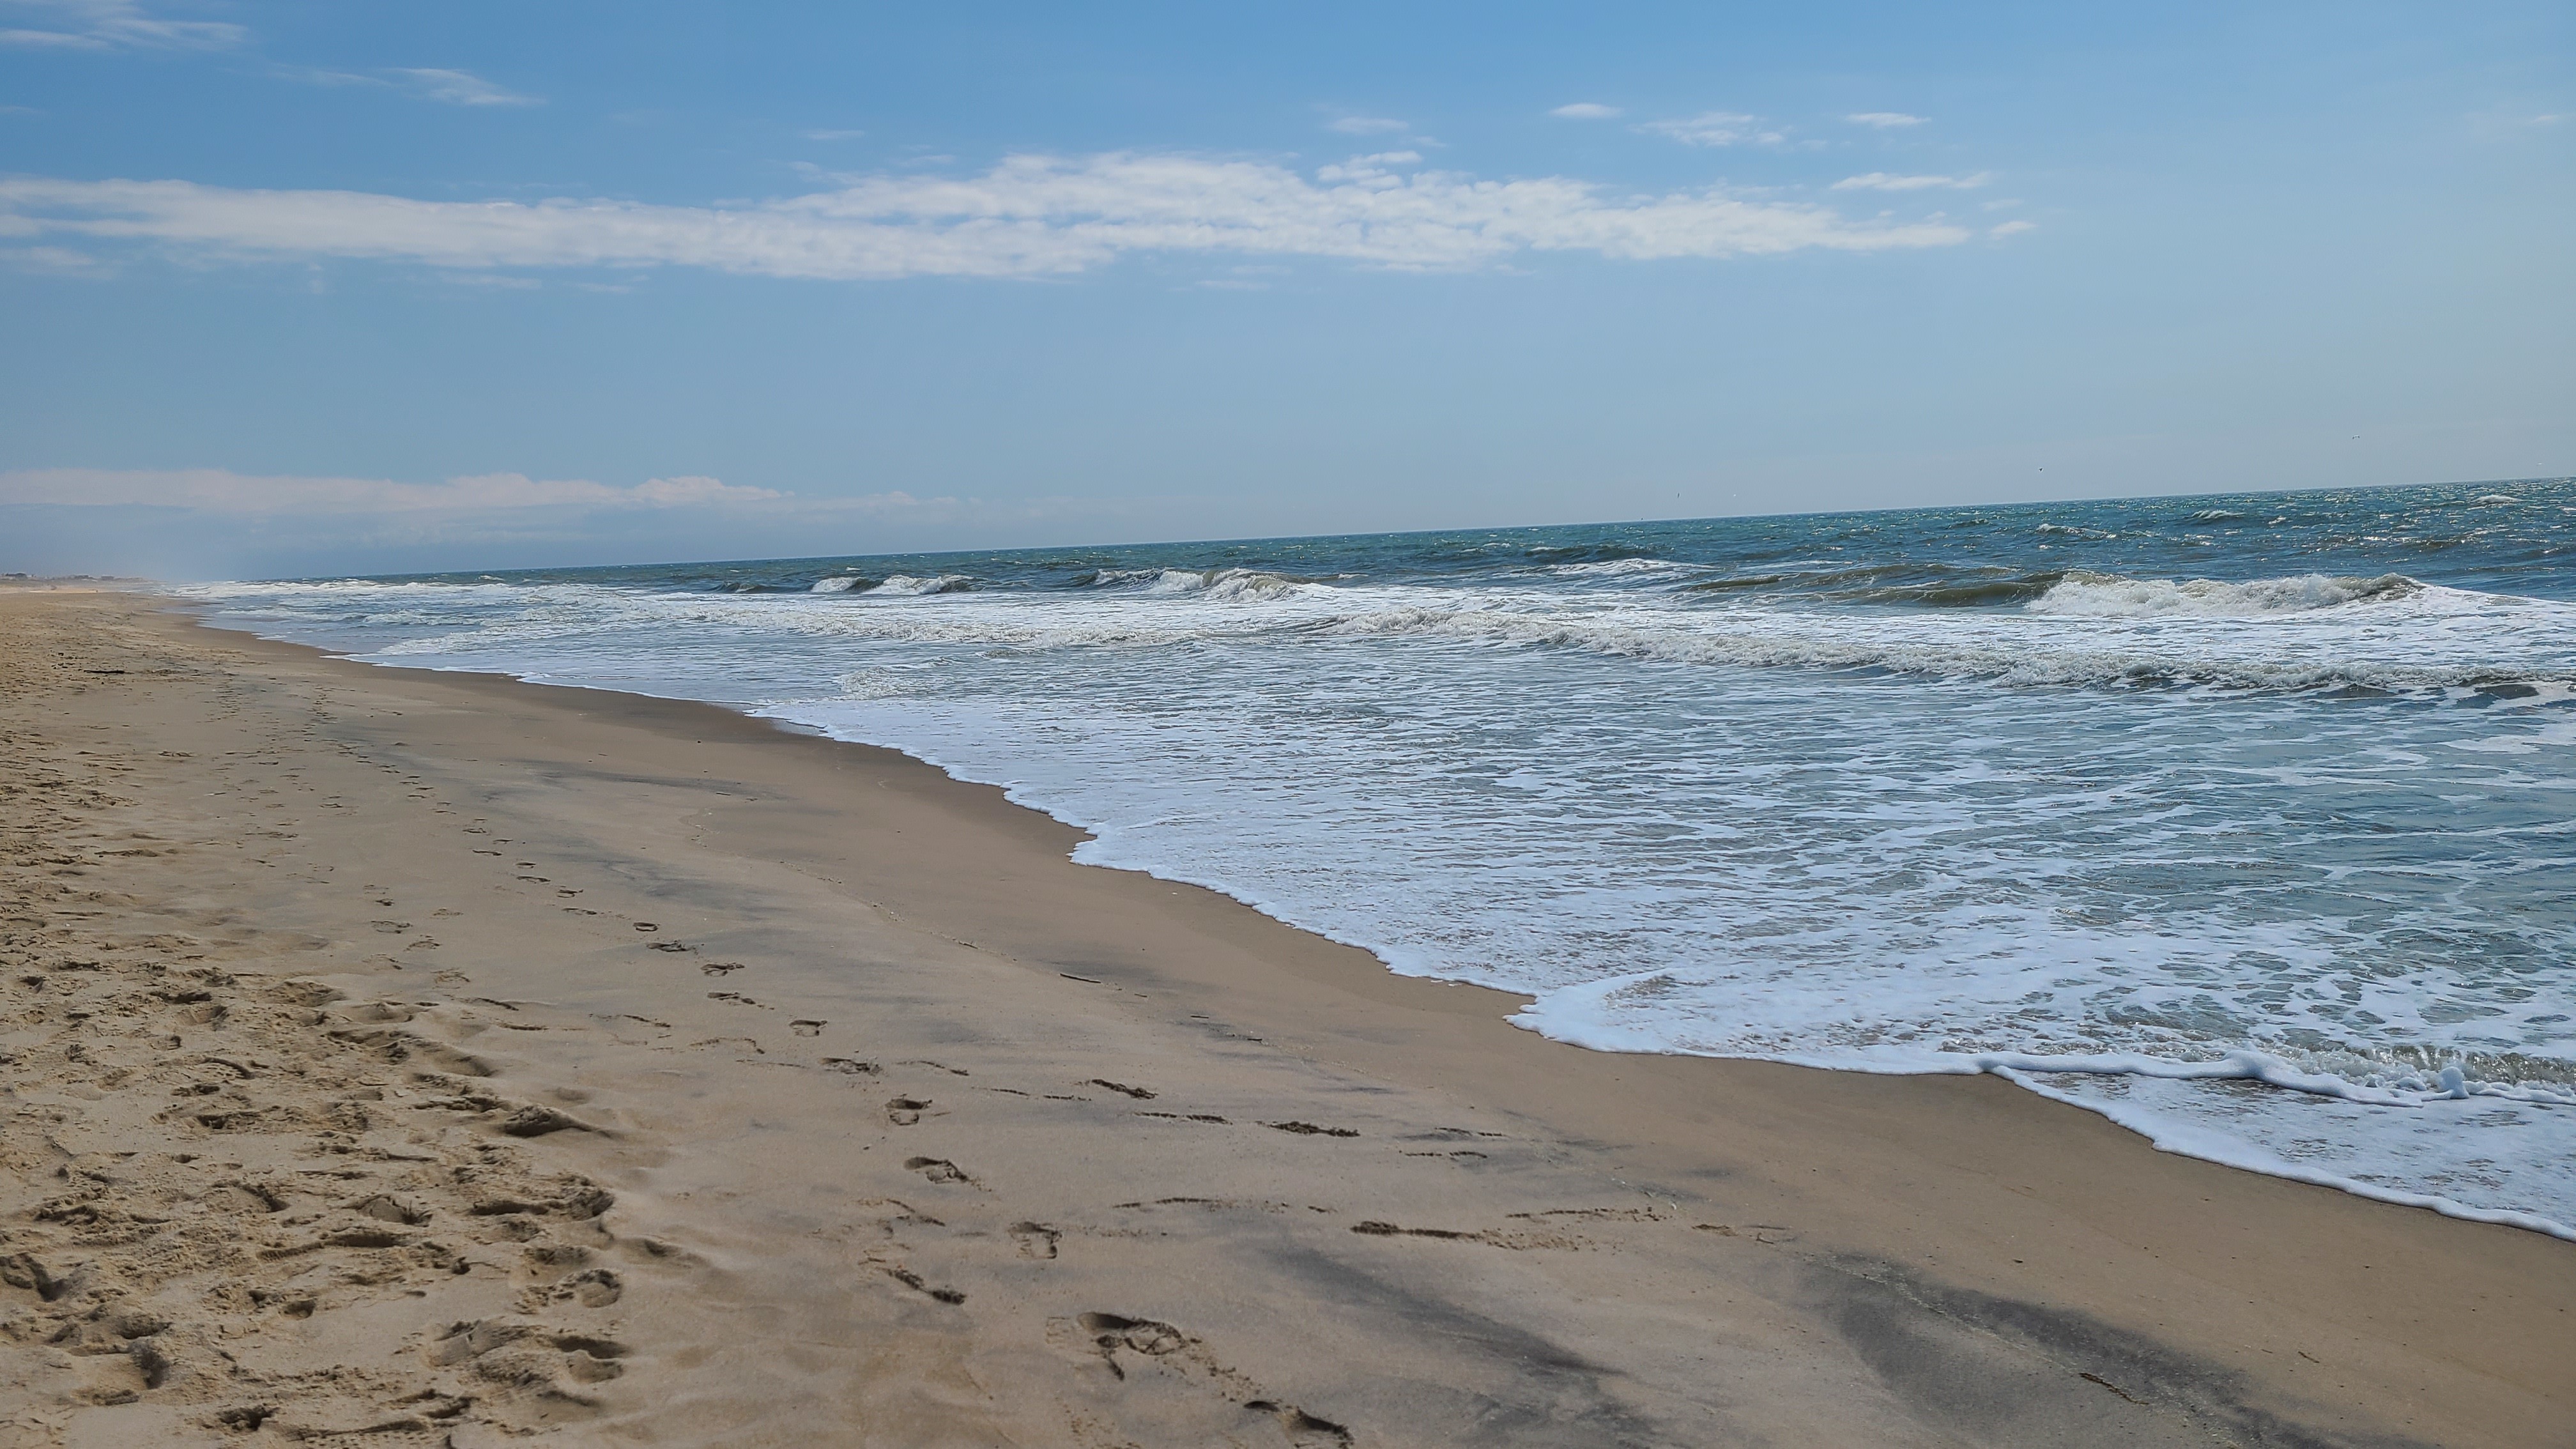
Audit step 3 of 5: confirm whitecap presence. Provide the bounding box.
[867,574,976,595]
[2025,571,2418,618]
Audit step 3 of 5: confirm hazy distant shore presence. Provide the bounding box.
[0,588,2565,1447]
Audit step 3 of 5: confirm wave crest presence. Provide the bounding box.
[1319,595,2564,696]
[1088,567,1308,600]
[2027,572,2419,618]
[868,574,976,595]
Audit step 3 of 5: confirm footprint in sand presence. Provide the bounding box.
[903,1156,976,1186]
[885,1096,931,1126]
[882,1264,966,1305]
[1049,1313,1354,1445]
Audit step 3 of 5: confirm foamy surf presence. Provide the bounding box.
[867,573,976,595]
[2025,570,2419,617]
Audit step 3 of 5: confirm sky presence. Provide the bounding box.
[1,1,2568,578]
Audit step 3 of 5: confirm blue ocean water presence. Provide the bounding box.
[185,479,2576,1233]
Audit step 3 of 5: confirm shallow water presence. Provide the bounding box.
[185,478,2576,1234]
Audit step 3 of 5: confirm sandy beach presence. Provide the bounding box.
[0,586,2565,1448]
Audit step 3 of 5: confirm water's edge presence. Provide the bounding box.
[183,602,2576,1242]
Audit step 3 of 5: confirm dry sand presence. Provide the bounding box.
[0,588,2566,1448]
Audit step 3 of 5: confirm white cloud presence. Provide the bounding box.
[1,243,112,274]
[1830,171,1993,192]
[1846,112,1927,128]
[1990,219,2036,238]
[1313,150,1422,180]
[0,153,1974,281]
[275,64,542,108]
[389,68,540,107]
[0,0,240,49]
[629,475,780,506]
[1326,114,1409,135]
[0,468,785,514]
[1636,112,1784,147]
[1549,103,1621,120]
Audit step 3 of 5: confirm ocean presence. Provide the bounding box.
[185,478,2576,1235]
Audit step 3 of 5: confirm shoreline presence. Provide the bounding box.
[234,604,2576,1246]
[3,588,2567,1446]
[771,707,2576,1244]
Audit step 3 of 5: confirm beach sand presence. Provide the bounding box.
[0,587,2566,1447]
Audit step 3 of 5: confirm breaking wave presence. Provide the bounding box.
[1083,567,1311,600]
[866,574,977,595]
[1316,592,2564,696]
[2027,571,2420,618]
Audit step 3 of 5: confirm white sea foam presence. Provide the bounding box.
[1311,586,2564,694]
[867,573,976,595]
[2027,571,2418,618]
[809,575,868,593]
[1140,567,1308,599]
[1545,556,1708,578]
[1514,974,2576,1239]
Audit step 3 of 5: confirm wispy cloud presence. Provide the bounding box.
[1326,114,1409,135]
[277,64,542,108]
[1846,112,1927,128]
[388,68,540,107]
[1989,219,2035,238]
[1315,150,1422,176]
[0,0,241,50]
[0,243,114,274]
[1830,171,1992,192]
[1635,111,1784,147]
[0,153,1974,282]
[1549,103,1621,120]
[0,467,783,514]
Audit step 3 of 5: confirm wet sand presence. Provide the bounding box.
[1,587,2566,1447]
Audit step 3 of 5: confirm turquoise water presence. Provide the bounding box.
[188,478,2576,1233]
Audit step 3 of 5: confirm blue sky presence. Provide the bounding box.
[1,1,2568,578]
